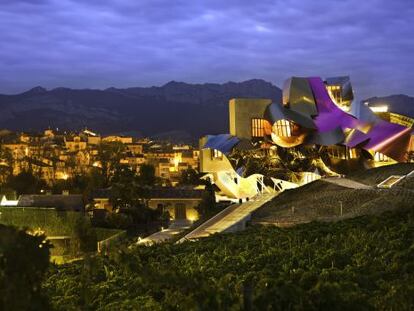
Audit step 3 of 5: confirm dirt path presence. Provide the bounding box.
[323,177,373,189]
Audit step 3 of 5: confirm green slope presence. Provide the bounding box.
[347,163,414,186]
[253,163,414,225]
[43,206,414,310]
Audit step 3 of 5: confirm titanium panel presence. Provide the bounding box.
[308,127,345,146]
[307,77,363,132]
[202,134,240,154]
[325,76,354,103]
[264,102,316,129]
[283,77,318,117]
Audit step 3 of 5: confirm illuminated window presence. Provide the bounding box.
[251,118,265,137]
[211,149,223,160]
[327,146,358,159]
[374,152,391,162]
[327,85,343,104]
[349,148,357,159]
[389,113,414,128]
[327,146,340,158]
[370,106,389,113]
[273,119,294,137]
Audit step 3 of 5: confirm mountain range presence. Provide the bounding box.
[0,80,412,141]
[0,79,281,141]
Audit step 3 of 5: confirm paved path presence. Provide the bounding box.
[323,177,373,189]
[179,193,277,242]
[136,221,191,246]
[177,203,242,240]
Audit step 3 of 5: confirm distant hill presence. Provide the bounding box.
[363,94,414,118]
[0,79,281,140]
[2,81,413,141]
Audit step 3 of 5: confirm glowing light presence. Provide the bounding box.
[369,105,388,113]
[273,119,293,137]
[187,215,198,222]
[29,227,45,236]
[173,153,181,169]
[83,129,97,136]
[374,152,392,162]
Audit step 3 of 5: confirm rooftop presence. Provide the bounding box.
[17,194,84,211]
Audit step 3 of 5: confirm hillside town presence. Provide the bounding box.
[0,128,208,232]
[0,128,199,185]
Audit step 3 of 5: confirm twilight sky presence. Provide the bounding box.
[1,0,413,100]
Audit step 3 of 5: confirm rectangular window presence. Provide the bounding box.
[328,85,343,104]
[374,152,391,162]
[251,118,265,137]
[274,120,293,137]
[211,149,223,160]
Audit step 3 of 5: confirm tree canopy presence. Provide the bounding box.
[0,224,50,310]
[137,163,156,187]
[96,141,126,186]
[4,170,47,195]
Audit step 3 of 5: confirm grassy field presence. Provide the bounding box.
[253,163,414,225]
[0,207,122,240]
[0,207,123,261]
[0,207,83,236]
[346,163,414,186]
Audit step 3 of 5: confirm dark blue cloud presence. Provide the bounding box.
[0,0,413,100]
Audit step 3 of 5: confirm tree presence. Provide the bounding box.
[178,168,201,185]
[52,174,89,195]
[85,167,106,195]
[0,146,13,184]
[110,165,143,210]
[110,165,156,223]
[138,164,156,187]
[95,142,126,186]
[72,216,97,254]
[5,170,46,195]
[195,182,216,217]
[0,224,51,310]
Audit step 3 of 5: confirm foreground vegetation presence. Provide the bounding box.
[42,205,414,310]
[0,225,50,310]
[0,207,124,260]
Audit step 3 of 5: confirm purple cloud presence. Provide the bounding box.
[0,0,413,100]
